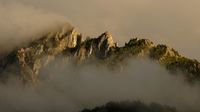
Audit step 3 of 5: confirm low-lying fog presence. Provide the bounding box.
[0,58,199,112]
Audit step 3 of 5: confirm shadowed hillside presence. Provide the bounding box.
[82,101,176,112]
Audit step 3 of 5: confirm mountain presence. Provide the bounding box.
[0,24,200,84]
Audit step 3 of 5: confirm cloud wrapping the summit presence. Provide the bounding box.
[0,1,70,53]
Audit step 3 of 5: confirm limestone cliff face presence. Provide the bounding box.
[0,26,82,84]
[16,28,82,83]
[73,31,116,63]
[0,26,117,84]
[0,25,200,84]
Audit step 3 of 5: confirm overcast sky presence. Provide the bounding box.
[0,0,200,59]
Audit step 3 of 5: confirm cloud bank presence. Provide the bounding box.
[0,58,199,112]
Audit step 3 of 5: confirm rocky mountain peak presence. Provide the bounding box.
[150,44,180,61]
[0,26,200,84]
[126,38,154,48]
[66,28,82,48]
[97,31,115,48]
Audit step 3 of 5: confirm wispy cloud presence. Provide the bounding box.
[0,1,69,53]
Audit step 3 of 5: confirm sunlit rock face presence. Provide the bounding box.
[0,25,81,84]
[96,31,115,57]
[0,24,200,84]
[74,31,116,62]
[0,25,117,84]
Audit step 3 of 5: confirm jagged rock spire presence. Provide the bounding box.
[97,31,115,49]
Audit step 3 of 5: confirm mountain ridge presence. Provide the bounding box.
[0,25,199,84]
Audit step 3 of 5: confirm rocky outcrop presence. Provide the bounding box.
[0,25,200,84]
[0,26,82,84]
[150,44,180,61]
[0,26,117,84]
[73,31,116,63]
[96,31,115,54]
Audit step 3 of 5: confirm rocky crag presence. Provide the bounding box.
[0,25,199,84]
